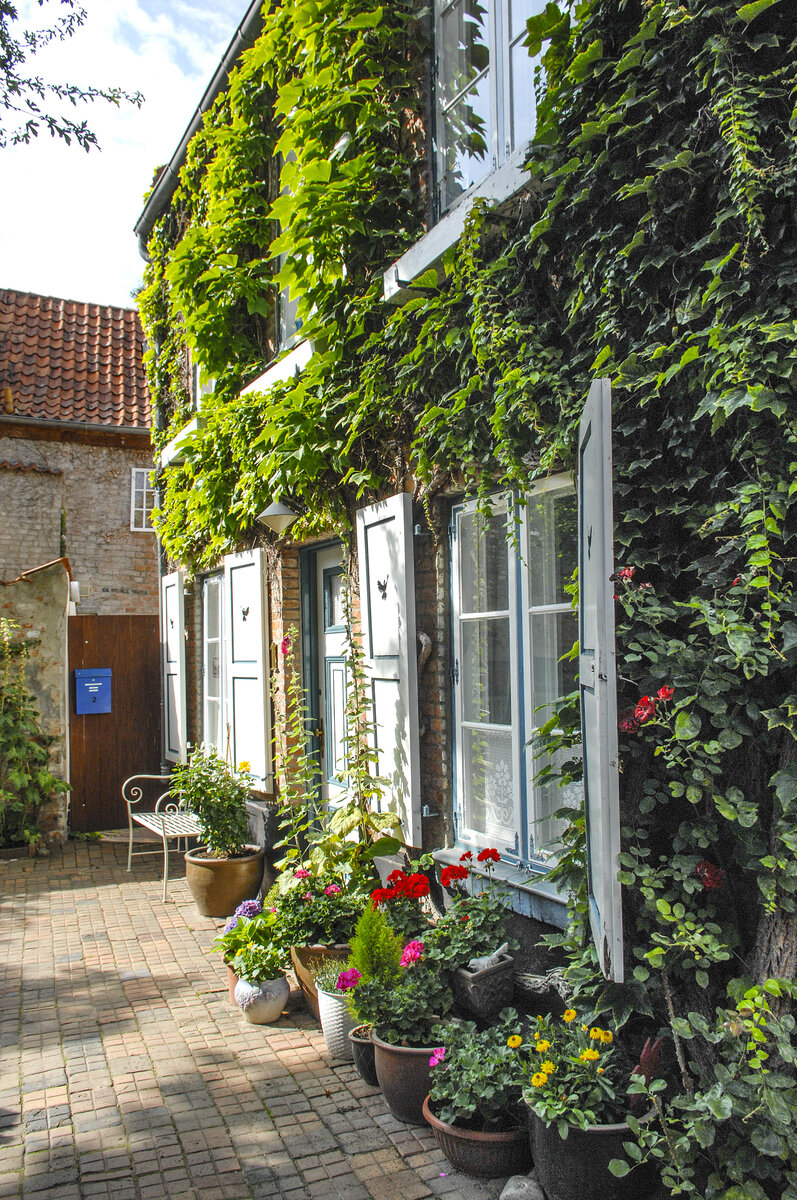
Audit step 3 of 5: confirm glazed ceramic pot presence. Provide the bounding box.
[234,974,289,1024]
[349,1025,379,1087]
[422,1096,532,1179]
[371,1031,437,1125]
[289,944,350,1020]
[184,845,265,918]
[317,988,358,1061]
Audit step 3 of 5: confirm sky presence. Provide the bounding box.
[0,0,248,310]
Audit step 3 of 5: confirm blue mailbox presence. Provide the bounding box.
[75,668,112,714]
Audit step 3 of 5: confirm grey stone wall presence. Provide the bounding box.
[0,437,158,615]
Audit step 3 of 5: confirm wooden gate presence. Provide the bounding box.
[68,615,161,831]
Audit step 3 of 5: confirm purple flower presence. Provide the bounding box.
[223,916,239,933]
[336,968,362,992]
[400,940,424,967]
[234,899,262,919]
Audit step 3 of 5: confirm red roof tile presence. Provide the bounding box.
[0,288,150,429]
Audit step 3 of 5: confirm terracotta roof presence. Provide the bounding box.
[0,459,62,474]
[0,288,150,429]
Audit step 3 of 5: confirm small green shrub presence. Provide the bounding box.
[170,744,252,857]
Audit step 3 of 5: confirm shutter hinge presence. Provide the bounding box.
[450,658,459,686]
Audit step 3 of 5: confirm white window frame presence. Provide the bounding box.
[435,0,546,214]
[451,476,579,867]
[202,573,225,757]
[130,467,156,532]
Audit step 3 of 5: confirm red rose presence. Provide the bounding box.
[618,708,640,734]
[440,864,469,888]
[695,861,725,890]
[657,685,674,701]
[618,567,636,581]
[635,695,656,723]
[477,848,500,864]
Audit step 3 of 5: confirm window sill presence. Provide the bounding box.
[431,846,568,930]
[383,145,535,304]
[159,415,205,468]
[240,338,313,397]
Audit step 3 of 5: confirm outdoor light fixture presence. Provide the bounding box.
[256,499,299,534]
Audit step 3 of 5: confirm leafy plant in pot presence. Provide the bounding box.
[346,904,453,1125]
[423,1008,533,1178]
[230,939,289,1025]
[513,1009,662,1200]
[171,746,264,918]
[212,899,267,1004]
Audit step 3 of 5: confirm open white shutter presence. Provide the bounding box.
[356,493,422,847]
[578,378,624,982]
[222,549,271,789]
[160,570,187,763]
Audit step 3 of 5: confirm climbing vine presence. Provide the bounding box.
[139,0,797,1193]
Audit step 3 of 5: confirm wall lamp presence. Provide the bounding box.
[256,499,300,535]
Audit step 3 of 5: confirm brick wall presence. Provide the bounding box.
[0,436,158,615]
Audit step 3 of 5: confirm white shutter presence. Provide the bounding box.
[578,378,624,982]
[160,570,187,763]
[222,549,271,788]
[356,493,422,847]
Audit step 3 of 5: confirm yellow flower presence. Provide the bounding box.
[601,1030,614,1045]
[246,941,255,950]
[238,760,251,772]
[536,1040,551,1054]
[533,1031,540,1041]
[580,1048,600,1062]
[582,1024,589,1032]
[563,1009,577,1023]
[507,1035,523,1049]
[531,1072,548,1088]
[590,1027,603,1040]
[541,1061,555,1075]
[598,1068,605,1075]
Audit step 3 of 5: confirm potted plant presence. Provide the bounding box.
[212,900,268,1004]
[429,849,517,1020]
[346,904,453,1125]
[512,1009,661,1200]
[422,1008,533,1178]
[312,961,361,1061]
[230,938,290,1025]
[171,746,264,918]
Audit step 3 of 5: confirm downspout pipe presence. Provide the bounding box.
[133,0,265,262]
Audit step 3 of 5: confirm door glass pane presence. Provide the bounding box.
[462,727,515,842]
[325,571,345,630]
[529,610,578,726]
[462,617,511,725]
[526,489,577,607]
[459,508,509,612]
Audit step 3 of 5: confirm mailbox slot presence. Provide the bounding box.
[75,668,112,714]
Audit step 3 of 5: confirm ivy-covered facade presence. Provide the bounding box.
[137,0,797,1194]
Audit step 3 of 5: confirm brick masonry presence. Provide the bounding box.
[0,437,158,616]
[0,841,508,1200]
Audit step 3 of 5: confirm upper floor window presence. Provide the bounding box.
[450,478,579,867]
[130,468,156,532]
[436,0,545,211]
[191,362,214,409]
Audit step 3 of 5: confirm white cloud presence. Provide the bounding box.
[0,0,247,308]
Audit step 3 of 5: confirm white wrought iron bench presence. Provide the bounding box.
[122,773,202,902]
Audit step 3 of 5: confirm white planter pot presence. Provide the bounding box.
[234,974,289,1024]
[317,988,357,1060]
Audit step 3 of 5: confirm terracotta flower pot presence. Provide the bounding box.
[528,1107,662,1200]
[371,1031,437,1126]
[289,944,350,1020]
[183,845,265,918]
[348,1025,379,1087]
[422,1096,532,1179]
[226,963,239,1006]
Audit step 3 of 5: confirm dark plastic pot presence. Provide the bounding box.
[371,1031,436,1125]
[183,846,264,918]
[423,1096,532,1179]
[528,1107,661,1200]
[348,1025,379,1087]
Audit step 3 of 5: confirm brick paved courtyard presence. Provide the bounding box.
[0,842,506,1200]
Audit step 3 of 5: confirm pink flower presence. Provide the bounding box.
[303,892,313,902]
[400,940,425,967]
[294,868,310,879]
[280,635,291,655]
[618,567,636,581]
[429,1047,446,1067]
[324,884,341,895]
[336,968,362,992]
[269,907,276,913]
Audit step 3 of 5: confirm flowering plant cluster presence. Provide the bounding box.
[312,960,363,994]
[513,1010,629,1134]
[428,850,516,971]
[231,938,288,986]
[212,909,277,964]
[370,868,431,940]
[428,1008,525,1131]
[266,871,370,950]
[618,685,675,734]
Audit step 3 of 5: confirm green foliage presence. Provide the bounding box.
[170,744,252,858]
[428,1008,525,1130]
[0,619,69,847]
[212,912,275,964]
[265,874,369,950]
[347,901,403,987]
[231,938,288,986]
[428,866,517,971]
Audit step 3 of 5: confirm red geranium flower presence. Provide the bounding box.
[695,861,725,890]
[405,873,430,898]
[440,864,469,888]
[386,869,406,887]
[459,851,472,862]
[371,887,392,908]
[635,695,656,723]
[657,685,674,701]
[477,847,500,864]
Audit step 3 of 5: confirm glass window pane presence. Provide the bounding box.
[325,571,345,629]
[462,616,511,725]
[529,610,578,727]
[527,489,577,607]
[440,0,490,105]
[459,508,509,612]
[509,0,539,40]
[531,749,581,861]
[206,580,220,640]
[462,727,515,842]
[510,40,537,147]
[441,76,492,202]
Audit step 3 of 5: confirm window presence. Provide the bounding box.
[130,468,156,531]
[191,362,215,409]
[202,574,225,757]
[436,0,546,211]
[451,477,579,867]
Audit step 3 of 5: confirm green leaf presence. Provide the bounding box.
[736,0,778,20]
[609,1160,631,1177]
[675,711,702,741]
